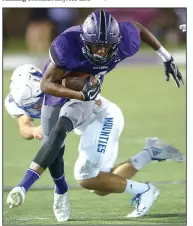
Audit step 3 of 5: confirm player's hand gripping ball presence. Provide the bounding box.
[64,71,100,101]
[64,71,97,91]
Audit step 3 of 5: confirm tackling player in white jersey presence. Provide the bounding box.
[6,64,184,221]
[5,64,43,140]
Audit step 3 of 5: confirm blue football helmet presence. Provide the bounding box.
[80,10,121,65]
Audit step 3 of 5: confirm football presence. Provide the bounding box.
[64,71,96,91]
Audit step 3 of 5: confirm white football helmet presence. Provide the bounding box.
[10,64,44,118]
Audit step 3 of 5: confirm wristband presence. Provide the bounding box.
[156,46,172,62]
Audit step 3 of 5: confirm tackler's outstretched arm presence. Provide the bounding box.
[17,114,43,140]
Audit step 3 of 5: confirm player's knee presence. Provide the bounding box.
[93,190,108,196]
[75,173,99,188]
[77,179,91,189]
[77,179,109,196]
[53,116,73,140]
[77,176,98,190]
[55,116,70,134]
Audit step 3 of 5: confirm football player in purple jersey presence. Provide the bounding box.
[7,10,184,220]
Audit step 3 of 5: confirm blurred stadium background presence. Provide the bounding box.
[3,8,186,225]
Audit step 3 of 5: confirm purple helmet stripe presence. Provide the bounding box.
[99,10,106,43]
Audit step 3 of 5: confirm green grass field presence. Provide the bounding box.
[3,65,186,225]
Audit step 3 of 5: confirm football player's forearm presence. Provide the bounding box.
[40,61,84,100]
[19,124,36,140]
[17,115,36,139]
[41,82,83,100]
[133,22,172,62]
[133,22,161,50]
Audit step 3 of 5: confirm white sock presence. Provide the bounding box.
[130,150,151,170]
[124,180,149,195]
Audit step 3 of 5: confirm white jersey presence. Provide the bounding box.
[74,99,124,180]
[5,92,110,122]
[5,93,26,118]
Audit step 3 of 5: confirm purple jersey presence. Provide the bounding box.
[44,22,140,105]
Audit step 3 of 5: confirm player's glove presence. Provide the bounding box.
[80,77,101,101]
[164,57,184,88]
